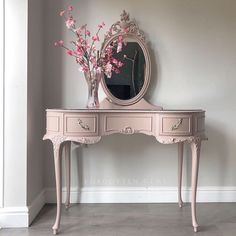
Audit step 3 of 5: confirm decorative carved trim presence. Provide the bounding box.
[120,126,139,134]
[68,136,101,144]
[49,135,66,151]
[43,134,101,145]
[156,135,207,145]
[104,10,145,43]
[190,136,202,153]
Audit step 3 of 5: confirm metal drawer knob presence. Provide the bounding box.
[171,118,183,131]
[78,119,90,130]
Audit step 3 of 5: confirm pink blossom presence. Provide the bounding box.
[79,65,89,73]
[117,61,124,68]
[118,35,123,43]
[90,56,97,66]
[96,67,102,73]
[92,35,100,41]
[55,13,124,77]
[58,40,64,45]
[86,30,91,36]
[65,16,75,29]
[66,50,73,56]
[67,5,73,11]
[98,22,105,28]
[112,58,118,65]
[59,10,65,17]
[76,47,84,56]
[54,40,64,46]
[123,27,129,33]
[76,27,82,35]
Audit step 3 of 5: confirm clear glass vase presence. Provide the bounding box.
[84,70,102,108]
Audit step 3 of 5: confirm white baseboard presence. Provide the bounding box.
[0,206,29,228]
[0,189,45,228]
[1,186,236,228]
[45,186,236,204]
[28,189,46,225]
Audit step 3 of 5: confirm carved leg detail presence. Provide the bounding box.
[52,141,63,235]
[178,142,184,208]
[190,140,201,233]
[64,142,71,210]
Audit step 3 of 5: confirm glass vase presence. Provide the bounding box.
[84,70,102,108]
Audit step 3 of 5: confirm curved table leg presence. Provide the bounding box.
[190,139,201,233]
[64,142,71,210]
[52,141,63,235]
[178,142,184,208]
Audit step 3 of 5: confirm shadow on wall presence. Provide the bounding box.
[43,0,65,189]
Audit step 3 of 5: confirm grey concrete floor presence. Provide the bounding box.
[1,203,236,236]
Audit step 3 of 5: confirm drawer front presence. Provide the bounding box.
[64,114,98,136]
[159,115,192,136]
[47,116,60,132]
[46,112,63,134]
[104,114,154,135]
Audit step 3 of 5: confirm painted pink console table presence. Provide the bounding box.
[43,100,207,234]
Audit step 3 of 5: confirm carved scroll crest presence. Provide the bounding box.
[104,10,146,43]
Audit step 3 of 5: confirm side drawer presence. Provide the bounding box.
[64,114,98,136]
[46,112,63,134]
[159,114,192,136]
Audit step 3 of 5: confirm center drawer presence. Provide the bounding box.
[103,114,154,135]
[64,114,98,136]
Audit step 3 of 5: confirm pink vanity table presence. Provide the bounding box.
[43,11,207,234]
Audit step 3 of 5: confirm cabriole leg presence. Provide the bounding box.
[190,139,201,233]
[64,141,71,209]
[178,142,184,208]
[52,141,63,235]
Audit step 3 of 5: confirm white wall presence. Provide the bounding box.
[0,0,45,227]
[44,0,236,199]
[0,0,4,208]
[4,0,28,208]
[43,0,236,197]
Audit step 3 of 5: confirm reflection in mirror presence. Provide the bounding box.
[104,40,145,100]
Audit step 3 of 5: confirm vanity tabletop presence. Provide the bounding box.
[46,108,205,113]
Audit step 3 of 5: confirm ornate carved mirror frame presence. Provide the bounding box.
[101,11,152,106]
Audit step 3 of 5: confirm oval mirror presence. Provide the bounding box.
[101,11,151,106]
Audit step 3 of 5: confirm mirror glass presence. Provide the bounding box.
[104,37,146,100]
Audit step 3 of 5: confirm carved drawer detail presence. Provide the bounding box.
[64,114,98,136]
[159,114,192,136]
[103,114,154,135]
